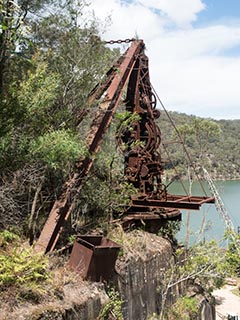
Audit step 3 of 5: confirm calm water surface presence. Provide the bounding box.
[168,180,240,245]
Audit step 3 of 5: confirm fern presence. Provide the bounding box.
[0,237,50,291]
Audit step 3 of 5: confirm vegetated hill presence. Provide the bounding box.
[158,111,240,180]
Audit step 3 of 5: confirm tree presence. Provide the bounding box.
[158,240,238,320]
[159,112,228,179]
[0,0,120,240]
[0,0,52,93]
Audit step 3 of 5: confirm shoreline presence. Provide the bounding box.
[163,175,240,183]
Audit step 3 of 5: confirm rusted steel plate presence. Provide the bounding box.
[131,195,215,211]
[165,195,215,203]
[69,235,121,282]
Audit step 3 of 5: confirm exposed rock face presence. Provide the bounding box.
[199,298,216,320]
[115,232,173,319]
[113,231,216,320]
[1,283,108,320]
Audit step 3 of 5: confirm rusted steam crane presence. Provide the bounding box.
[35,39,214,254]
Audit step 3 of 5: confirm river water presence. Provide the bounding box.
[167,180,240,245]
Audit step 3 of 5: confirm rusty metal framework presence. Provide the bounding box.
[35,40,214,254]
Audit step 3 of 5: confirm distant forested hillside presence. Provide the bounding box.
[158,111,240,180]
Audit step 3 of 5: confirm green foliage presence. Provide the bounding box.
[77,174,136,224]
[31,1,119,122]
[0,0,121,236]
[158,221,181,241]
[0,248,49,288]
[156,238,237,319]
[0,0,52,94]
[30,129,87,170]
[99,287,123,320]
[173,240,234,291]
[115,111,141,129]
[0,59,61,170]
[224,231,240,276]
[73,124,137,229]
[159,111,240,179]
[176,117,221,161]
[17,61,61,129]
[166,296,198,320]
[0,230,20,248]
[0,232,50,293]
[115,111,142,151]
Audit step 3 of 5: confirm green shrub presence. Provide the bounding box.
[167,296,198,320]
[30,129,87,170]
[0,236,50,294]
[0,230,20,248]
[99,287,123,320]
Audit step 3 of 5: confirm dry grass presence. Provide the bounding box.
[108,225,172,262]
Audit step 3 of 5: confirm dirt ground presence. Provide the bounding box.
[213,285,240,319]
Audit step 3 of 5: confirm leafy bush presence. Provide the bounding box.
[224,231,240,276]
[99,287,123,320]
[166,296,198,320]
[0,231,50,294]
[17,61,60,122]
[30,129,87,170]
[0,230,20,248]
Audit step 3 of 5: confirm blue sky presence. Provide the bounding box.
[196,0,240,24]
[195,0,240,56]
[86,0,240,120]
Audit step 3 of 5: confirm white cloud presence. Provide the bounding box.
[138,0,206,27]
[85,0,165,41]
[86,0,240,119]
[149,25,240,60]
[152,56,240,119]
[148,25,240,119]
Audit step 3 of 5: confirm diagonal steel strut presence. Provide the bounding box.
[35,40,145,253]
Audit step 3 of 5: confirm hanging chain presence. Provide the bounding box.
[104,38,137,44]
